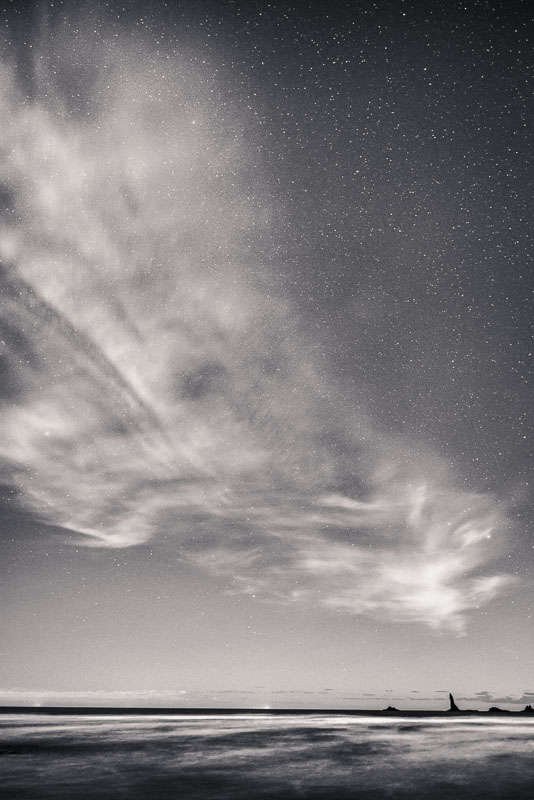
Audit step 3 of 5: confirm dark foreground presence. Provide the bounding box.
[1,713,533,799]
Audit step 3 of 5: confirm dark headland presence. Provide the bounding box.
[444,692,534,715]
[1,695,533,717]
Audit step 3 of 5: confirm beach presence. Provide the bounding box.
[1,713,533,799]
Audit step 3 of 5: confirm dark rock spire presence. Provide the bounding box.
[448,693,460,712]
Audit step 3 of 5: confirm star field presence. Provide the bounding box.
[0,0,532,708]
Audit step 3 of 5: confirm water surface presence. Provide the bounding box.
[1,713,533,798]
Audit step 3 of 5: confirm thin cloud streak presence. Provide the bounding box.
[0,28,514,633]
[461,692,534,706]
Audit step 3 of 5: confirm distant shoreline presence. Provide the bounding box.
[1,706,532,717]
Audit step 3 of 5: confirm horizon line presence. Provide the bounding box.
[1,704,533,716]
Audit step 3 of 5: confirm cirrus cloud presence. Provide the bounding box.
[0,24,514,634]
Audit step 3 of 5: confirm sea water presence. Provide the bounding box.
[1,714,533,799]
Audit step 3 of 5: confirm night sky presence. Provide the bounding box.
[0,0,532,710]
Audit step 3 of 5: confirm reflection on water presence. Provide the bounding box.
[1,714,533,799]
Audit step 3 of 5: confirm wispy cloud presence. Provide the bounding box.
[0,689,187,705]
[461,692,534,706]
[0,24,514,633]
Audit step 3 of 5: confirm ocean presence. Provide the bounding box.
[1,713,533,799]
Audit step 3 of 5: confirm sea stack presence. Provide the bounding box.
[448,693,460,712]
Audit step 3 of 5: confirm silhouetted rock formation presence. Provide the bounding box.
[488,706,509,713]
[383,706,399,713]
[522,704,534,713]
[448,693,460,712]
